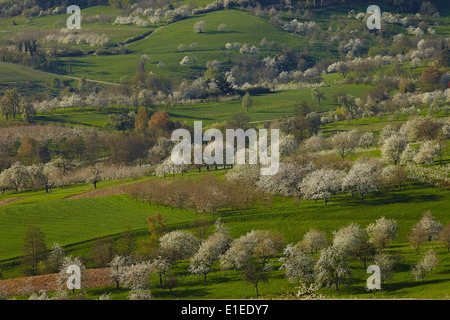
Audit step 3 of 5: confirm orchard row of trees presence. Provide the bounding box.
[141,118,449,208]
[4,9,449,134]
[283,114,450,167]
[0,125,156,173]
[123,111,450,209]
[1,112,448,200]
[0,159,146,194]
[0,0,437,19]
[0,89,34,122]
[0,108,190,173]
[2,0,447,108]
[126,175,266,215]
[10,210,450,299]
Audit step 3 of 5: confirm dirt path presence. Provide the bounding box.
[0,268,113,296]
[0,197,25,207]
[61,75,122,87]
[63,186,126,200]
[143,24,165,38]
[0,186,127,205]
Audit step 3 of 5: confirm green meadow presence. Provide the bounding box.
[61,9,314,82]
[1,1,450,300]
[0,5,151,46]
[33,83,371,127]
[1,171,449,298]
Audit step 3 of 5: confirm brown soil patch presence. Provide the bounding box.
[0,197,25,207]
[0,268,114,296]
[64,186,126,200]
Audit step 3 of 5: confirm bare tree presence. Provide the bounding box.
[410,224,427,253]
[91,238,114,268]
[21,225,48,276]
[438,224,450,252]
[240,258,269,297]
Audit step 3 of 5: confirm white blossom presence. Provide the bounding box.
[220,230,265,270]
[189,223,231,281]
[331,223,366,257]
[381,133,408,165]
[314,246,351,291]
[342,163,378,201]
[279,244,314,283]
[413,140,439,165]
[180,56,190,66]
[300,169,344,204]
[159,230,200,260]
[366,217,398,247]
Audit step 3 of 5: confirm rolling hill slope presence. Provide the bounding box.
[63,9,314,82]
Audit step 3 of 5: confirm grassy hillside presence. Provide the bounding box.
[33,83,371,127]
[1,171,449,298]
[61,9,313,82]
[1,1,450,301]
[1,169,449,261]
[0,6,151,47]
[0,62,62,83]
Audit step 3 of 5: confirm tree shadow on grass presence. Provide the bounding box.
[394,262,413,273]
[88,286,124,296]
[383,278,449,291]
[65,60,96,69]
[166,112,212,121]
[334,277,447,298]
[95,71,111,76]
[338,192,444,208]
[338,283,369,296]
[34,115,94,127]
[206,30,242,35]
[153,287,210,299]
